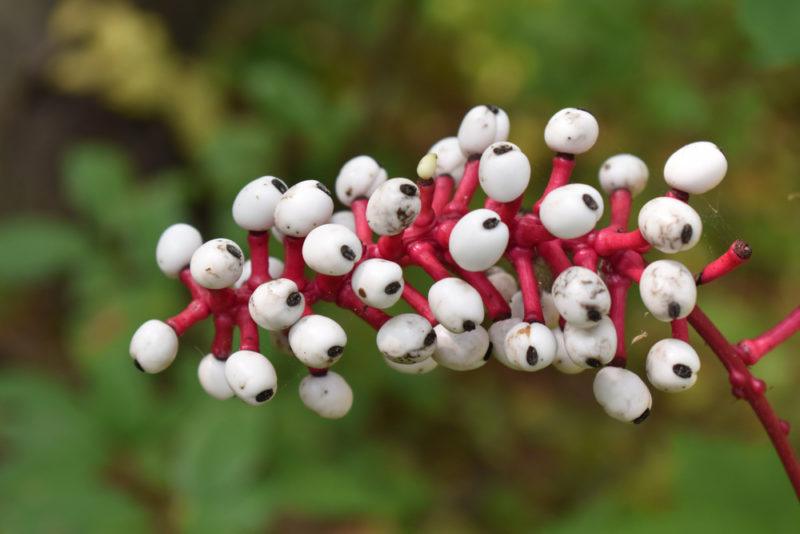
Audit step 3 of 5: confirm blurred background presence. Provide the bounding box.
[1,0,799,531]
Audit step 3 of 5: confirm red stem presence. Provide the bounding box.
[282,236,307,289]
[594,229,650,257]
[536,240,572,276]
[413,179,436,229]
[456,267,512,321]
[671,318,689,342]
[573,246,599,271]
[444,157,480,215]
[178,269,207,301]
[377,234,405,261]
[406,241,450,280]
[336,283,391,329]
[350,198,373,246]
[432,174,454,216]
[508,247,543,323]
[166,300,210,336]
[402,282,437,324]
[608,277,630,367]
[247,231,270,289]
[486,196,523,227]
[609,189,632,230]
[696,240,752,286]
[236,305,260,352]
[533,155,576,213]
[739,307,800,365]
[211,312,235,358]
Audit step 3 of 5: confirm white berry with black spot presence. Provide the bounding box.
[299,371,353,419]
[564,316,617,369]
[489,318,523,370]
[130,319,179,373]
[449,209,509,272]
[197,354,233,400]
[598,154,649,196]
[638,196,702,253]
[540,183,604,239]
[366,178,421,236]
[551,266,611,328]
[503,321,557,372]
[190,238,244,289]
[335,155,387,206]
[288,315,347,369]
[224,350,277,406]
[384,354,438,374]
[377,313,436,364]
[664,141,727,194]
[432,324,491,371]
[552,328,584,374]
[232,176,288,231]
[544,108,599,155]
[639,260,696,321]
[429,136,466,179]
[486,266,518,302]
[274,180,334,237]
[302,224,362,276]
[457,104,509,155]
[351,258,404,309]
[593,367,652,424]
[156,223,203,278]
[249,278,305,331]
[646,338,701,392]
[428,278,485,333]
[479,142,531,202]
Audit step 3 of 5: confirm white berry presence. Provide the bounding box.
[552,328,584,374]
[432,324,491,371]
[540,289,560,327]
[638,196,702,254]
[488,318,523,370]
[457,105,509,155]
[503,321,557,372]
[551,266,611,327]
[598,154,649,196]
[639,260,696,321]
[130,319,179,373]
[288,315,347,369]
[330,210,356,233]
[249,278,305,331]
[664,141,727,194]
[274,180,334,237]
[334,155,387,206]
[197,354,233,400]
[376,313,436,364]
[544,108,599,155]
[366,178,421,236]
[428,278,485,333]
[232,176,288,231]
[299,371,353,419]
[449,209,509,272]
[486,266,518,302]
[189,238,244,289]
[156,223,203,278]
[563,316,617,369]
[302,224,362,276]
[429,136,466,178]
[593,367,652,424]
[234,257,284,289]
[646,338,701,392]
[479,142,531,202]
[351,258,404,309]
[224,350,277,406]
[540,184,604,239]
[384,355,438,374]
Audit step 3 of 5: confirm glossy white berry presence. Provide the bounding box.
[249,278,305,331]
[432,325,491,371]
[449,209,509,272]
[189,238,244,289]
[417,153,438,180]
[232,176,288,231]
[384,355,438,374]
[593,367,652,424]
[544,108,599,155]
[366,178,421,236]
[330,210,356,233]
[488,318,523,370]
[299,371,353,419]
[351,258,404,309]
[288,315,347,369]
[639,260,696,321]
[428,278,485,333]
[274,180,334,237]
[224,350,277,406]
[503,321,557,372]
[638,196,702,254]
[540,184,604,239]
[563,316,617,369]
[376,313,436,364]
[598,154,649,196]
[302,224,362,276]
[551,267,611,327]
[479,142,531,202]
[156,223,203,278]
[334,155,387,206]
[457,105,509,155]
[234,257,285,289]
[551,328,584,374]
[429,137,466,179]
[486,266,518,302]
[664,141,727,194]
[646,338,701,392]
[130,319,178,373]
[197,354,233,400]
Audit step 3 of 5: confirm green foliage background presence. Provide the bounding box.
[1,0,799,531]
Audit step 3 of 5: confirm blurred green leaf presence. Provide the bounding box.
[63,143,133,227]
[737,0,800,66]
[0,217,87,284]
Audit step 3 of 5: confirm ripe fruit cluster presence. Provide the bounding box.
[131,106,800,496]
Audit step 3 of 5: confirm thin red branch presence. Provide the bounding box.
[401,282,436,324]
[696,240,752,286]
[432,174,454,216]
[609,189,632,230]
[533,154,575,214]
[508,247,543,323]
[739,307,800,365]
[282,236,307,289]
[444,157,480,215]
[350,198,373,246]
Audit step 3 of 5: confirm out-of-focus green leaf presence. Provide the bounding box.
[736,0,800,66]
[63,143,133,226]
[0,217,87,284]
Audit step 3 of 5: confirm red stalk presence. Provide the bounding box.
[166,300,210,336]
[593,229,650,257]
[336,282,391,329]
[401,282,437,324]
[456,267,512,321]
[246,231,271,289]
[533,154,576,213]
[508,247,543,323]
[536,240,572,276]
[609,189,632,230]
[211,313,235,358]
[236,305,260,352]
[432,175,455,215]
[607,275,630,367]
[413,179,436,229]
[350,198,373,246]
[444,157,480,215]
[739,307,800,365]
[406,241,450,281]
[696,240,752,285]
[671,318,689,342]
[282,236,307,289]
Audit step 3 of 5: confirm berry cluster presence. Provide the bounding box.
[131,106,800,495]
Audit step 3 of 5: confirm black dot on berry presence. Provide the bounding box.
[286,292,302,306]
[492,144,513,155]
[327,345,344,358]
[586,358,602,368]
[316,182,332,196]
[400,184,417,196]
[483,217,500,229]
[340,245,356,261]
[582,193,599,211]
[271,178,287,194]
[133,359,145,372]
[462,320,476,331]
[587,308,602,322]
[226,244,242,259]
[358,288,367,298]
[255,389,274,403]
[483,343,493,361]
[384,281,401,295]
[672,363,692,379]
[486,104,499,114]
[424,330,437,346]
[668,302,681,319]
[526,346,538,367]
[633,408,650,424]
[680,224,693,244]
